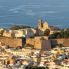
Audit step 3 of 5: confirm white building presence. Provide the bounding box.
[3,30,15,37]
[14,28,36,38]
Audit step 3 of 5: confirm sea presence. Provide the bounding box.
[0,0,69,29]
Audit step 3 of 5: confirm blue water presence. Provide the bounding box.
[0,0,69,28]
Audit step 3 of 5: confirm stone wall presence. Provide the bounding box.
[41,40,51,50]
[26,37,51,50]
[26,38,34,46]
[0,37,23,47]
[34,39,51,50]
[26,38,69,49]
[50,39,69,47]
[63,39,69,47]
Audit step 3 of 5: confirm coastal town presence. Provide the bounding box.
[0,19,69,69]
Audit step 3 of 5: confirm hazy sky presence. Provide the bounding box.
[0,0,69,28]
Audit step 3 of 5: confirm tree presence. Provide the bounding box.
[44,29,50,36]
[40,37,45,40]
[49,32,61,39]
[64,29,69,38]
[57,44,63,48]
[25,66,49,69]
[10,25,20,30]
[5,45,10,49]
[10,25,32,30]
[23,44,34,49]
[0,30,4,36]
[60,29,65,38]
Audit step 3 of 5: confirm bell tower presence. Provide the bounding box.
[38,19,43,29]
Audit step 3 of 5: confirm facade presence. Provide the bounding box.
[43,21,50,31]
[13,30,25,37]
[3,28,36,38]
[25,28,36,38]
[38,19,51,31]
[26,36,51,50]
[51,39,69,47]
[63,39,69,47]
[34,38,51,50]
[37,19,51,36]
[14,28,36,38]
[38,19,43,30]
[37,19,61,35]
[3,30,15,38]
[0,37,23,47]
[26,38,34,46]
[26,37,69,50]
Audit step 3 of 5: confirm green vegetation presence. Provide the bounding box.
[40,37,45,40]
[23,44,34,49]
[56,44,63,48]
[25,66,49,69]
[0,30,4,37]
[49,29,69,39]
[10,25,33,30]
[44,29,50,36]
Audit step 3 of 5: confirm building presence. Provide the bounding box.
[26,36,51,50]
[13,28,36,38]
[37,19,61,36]
[3,28,36,38]
[13,30,25,38]
[43,21,50,31]
[38,19,43,30]
[34,37,51,50]
[38,19,51,31]
[0,37,24,47]
[3,30,15,38]
[25,28,36,38]
[37,19,51,36]
[50,39,69,47]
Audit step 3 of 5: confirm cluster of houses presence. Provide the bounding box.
[0,19,55,38]
[0,28,36,38]
[0,19,61,50]
[0,45,69,69]
[0,19,69,69]
[0,19,69,50]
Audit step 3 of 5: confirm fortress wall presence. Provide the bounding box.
[26,38,34,46]
[63,39,69,47]
[50,39,69,47]
[41,40,51,50]
[26,37,51,50]
[0,37,23,47]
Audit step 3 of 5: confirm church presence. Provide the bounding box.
[37,19,51,36]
